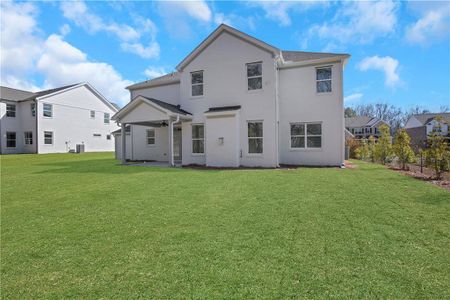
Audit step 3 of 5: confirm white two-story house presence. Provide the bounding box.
[112,24,349,167]
[0,83,119,154]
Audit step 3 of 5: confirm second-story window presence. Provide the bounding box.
[6,104,16,117]
[31,103,36,117]
[104,113,110,124]
[191,71,203,96]
[43,103,53,117]
[316,67,332,93]
[247,62,262,90]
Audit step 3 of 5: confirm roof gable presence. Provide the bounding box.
[176,24,280,71]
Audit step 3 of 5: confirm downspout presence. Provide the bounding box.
[274,56,280,168]
[35,99,39,154]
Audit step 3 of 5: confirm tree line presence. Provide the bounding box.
[345,103,450,133]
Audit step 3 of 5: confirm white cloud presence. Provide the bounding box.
[143,66,168,79]
[0,1,42,76]
[214,13,233,26]
[358,56,400,87]
[59,24,71,36]
[175,0,212,22]
[0,1,133,105]
[405,4,450,46]
[306,0,398,46]
[60,1,159,59]
[344,93,363,104]
[37,34,132,104]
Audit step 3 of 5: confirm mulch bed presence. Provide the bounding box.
[389,163,450,191]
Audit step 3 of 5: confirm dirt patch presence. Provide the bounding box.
[344,160,358,169]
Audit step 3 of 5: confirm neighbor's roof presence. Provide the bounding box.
[21,84,79,101]
[412,113,450,125]
[345,116,388,128]
[0,86,35,102]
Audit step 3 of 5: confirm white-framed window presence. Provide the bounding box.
[24,131,33,145]
[31,103,36,117]
[104,113,110,124]
[43,103,53,117]
[6,132,16,148]
[290,122,322,149]
[248,121,263,153]
[6,104,16,117]
[191,71,204,96]
[316,67,332,93]
[44,131,53,145]
[93,133,101,137]
[90,110,95,118]
[192,124,204,154]
[247,62,262,90]
[146,129,155,145]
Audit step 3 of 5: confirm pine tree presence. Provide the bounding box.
[393,129,415,170]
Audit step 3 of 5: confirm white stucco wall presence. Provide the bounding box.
[37,85,118,153]
[130,83,180,106]
[278,63,345,166]
[205,113,240,167]
[179,31,278,167]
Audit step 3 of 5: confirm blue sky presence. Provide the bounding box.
[1,1,449,109]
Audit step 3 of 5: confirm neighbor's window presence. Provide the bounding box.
[31,103,36,117]
[290,123,322,149]
[6,132,16,148]
[192,124,204,154]
[24,131,33,145]
[191,71,204,96]
[104,113,110,124]
[6,104,16,117]
[147,129,155,145]
[248,121,263,153]
[44,131,53,145]
[43,103,53,117]
[316,67,332,93]
[90,110,95,118]
[247,62,262,90]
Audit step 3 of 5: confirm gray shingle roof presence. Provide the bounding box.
[0,86,35,102]
[1,84,79,102]
[141,96,191,115]
[412,113,450,125]
[282,50,349,62]
[205,105,241,113]
[127,72,180,90]
[345,116,373,127]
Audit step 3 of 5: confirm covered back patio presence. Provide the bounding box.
[111,96,191,166]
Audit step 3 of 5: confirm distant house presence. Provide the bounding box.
[345,116,389,139]
[0,83,119,154]
[404,113,450,150]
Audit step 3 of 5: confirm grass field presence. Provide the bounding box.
[1,152,449,298]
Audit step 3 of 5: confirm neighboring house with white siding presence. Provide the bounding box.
[345,116,389,139]
[0,83,119,154]
[112,24,350,167]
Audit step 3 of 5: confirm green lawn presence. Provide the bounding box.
[1,153,449,298]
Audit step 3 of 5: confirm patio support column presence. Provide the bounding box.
[121,123,126,164]
[168,119,174,167]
